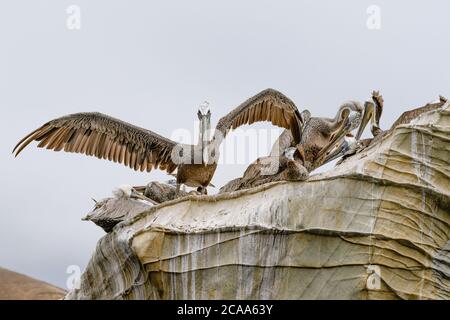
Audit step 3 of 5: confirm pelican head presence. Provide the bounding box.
[113,185,134,198]
[337,101,363,131]
[113,185,155,203]
[197,101,211,119]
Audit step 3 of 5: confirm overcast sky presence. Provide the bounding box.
[0,1,449,289]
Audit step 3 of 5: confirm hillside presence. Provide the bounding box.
[0,267,65,300]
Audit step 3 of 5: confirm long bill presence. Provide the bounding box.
[130,189,158,205]
[200,114,211,166]
[313,117,352,170]
[356,101,375,140]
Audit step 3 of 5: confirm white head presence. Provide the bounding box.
[113,185,133,199]
[112,185,156,204]
[337,101,363,131]
[198,101,211,118]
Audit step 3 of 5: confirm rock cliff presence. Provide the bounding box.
[66,102,450,300]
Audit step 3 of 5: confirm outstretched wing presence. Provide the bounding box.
[215,89,305,144]
[13,112,178,173]
[372,90,384,125]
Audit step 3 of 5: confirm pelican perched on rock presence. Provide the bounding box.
[335,91,449,164]
[271,100,364,171]
[13,89,307,195]
[84,185,154,232]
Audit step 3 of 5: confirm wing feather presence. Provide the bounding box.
[13,112,178,173]
[215,89,305,144]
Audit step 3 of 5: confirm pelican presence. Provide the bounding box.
[13,89,306,195]
[83,185,154,232]
[335,91,448,164]
[357,91,448,144]
[271,100,364,171]
[220,146,309,193]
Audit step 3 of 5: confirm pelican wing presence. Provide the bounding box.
[215,89,304,144]
[372,91,384,125]
[13,112,178,173]
[390,101,444,131]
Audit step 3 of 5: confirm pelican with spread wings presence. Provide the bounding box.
[13,89,307,194]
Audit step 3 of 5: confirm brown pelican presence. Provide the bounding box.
[13,89,306,195]
[220,147,308,193]
[84,185,155,232]
[271,101,364,171]
[335,91,448,164]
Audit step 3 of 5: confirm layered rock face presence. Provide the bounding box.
[66,103,450,300]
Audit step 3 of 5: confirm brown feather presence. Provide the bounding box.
[13,112,178,174]
[95,134,107,158]
[54,128,74,152]
[113,142,121,163]
[86,131,98,156]
[13,126,54,156]
[124,145,131,167]
[79,131,92,154]
[71,129,86,152]
[103,138,113,160]
[216,89,303,143]
[37,130,58,148]
[46,128,66,150]
[90,132,101,156]
[131,151,137,170]
[119,143,126,164]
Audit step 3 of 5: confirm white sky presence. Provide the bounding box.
[0,0,449,288]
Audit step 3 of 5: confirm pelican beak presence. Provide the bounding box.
[356,101,375,140]
[130,189,158,205]
[200,111,211,166]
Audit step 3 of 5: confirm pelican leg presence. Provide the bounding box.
[175,183,181,197]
